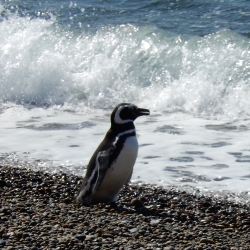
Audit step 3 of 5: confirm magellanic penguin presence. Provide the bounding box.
[76,103,150,205]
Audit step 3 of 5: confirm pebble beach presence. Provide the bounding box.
[1,165,250,250]
[2,1,250,249]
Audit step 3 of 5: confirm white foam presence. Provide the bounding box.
[1,14,250,120]
[1,105,250,201]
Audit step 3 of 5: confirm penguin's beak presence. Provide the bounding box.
[137,108,150,117]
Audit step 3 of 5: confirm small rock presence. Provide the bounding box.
[102,233,113,238]
[42,225,52,230]
[199,238,215,244]
[58,237,70,243]
[129,228,138,233]
[85,235,97,241]
[14,231,23,239]
[0,240,6,246]
[184,246,194,250]
[0,180,8,187]
[150,219,161,226]
[242,219,250,225]
[75,234,86,241]
[130,198,144,208]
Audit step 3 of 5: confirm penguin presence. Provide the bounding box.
[76,103,150,205]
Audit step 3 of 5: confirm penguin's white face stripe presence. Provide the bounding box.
[114,104,135,124]
[112,129,136,147]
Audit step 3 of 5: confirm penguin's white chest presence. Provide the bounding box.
[109,135,138,178]
[93,135,138,202]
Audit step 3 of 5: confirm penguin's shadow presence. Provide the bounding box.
[111,203,164,217]
[78,185,176,219]
[81,201,167,217]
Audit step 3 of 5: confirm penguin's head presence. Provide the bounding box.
[111,103,150,125]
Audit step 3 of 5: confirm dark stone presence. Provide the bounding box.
[0,180,8,187]
[75,234,86,241]
[130,198,144,208]
[0,240,6,246]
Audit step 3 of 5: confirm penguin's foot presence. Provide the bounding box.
[110,202,129,212]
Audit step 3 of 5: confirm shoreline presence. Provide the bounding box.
[1,165,250,249]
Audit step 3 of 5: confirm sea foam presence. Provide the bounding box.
[1,11,250,120]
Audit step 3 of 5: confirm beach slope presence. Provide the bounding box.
[1,165,250,249]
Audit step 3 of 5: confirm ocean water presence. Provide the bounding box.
[1,0,250,203]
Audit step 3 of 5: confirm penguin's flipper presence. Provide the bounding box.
[75,147,114,204]
[92,147,113,192]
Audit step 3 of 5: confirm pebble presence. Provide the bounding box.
[199,238,215,244]
[0,240,6,246]
[1,165,250,249]
[130,198,144,208]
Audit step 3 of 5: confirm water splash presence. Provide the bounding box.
[1,8,250,119]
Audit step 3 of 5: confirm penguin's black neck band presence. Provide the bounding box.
[111,121,135,134]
